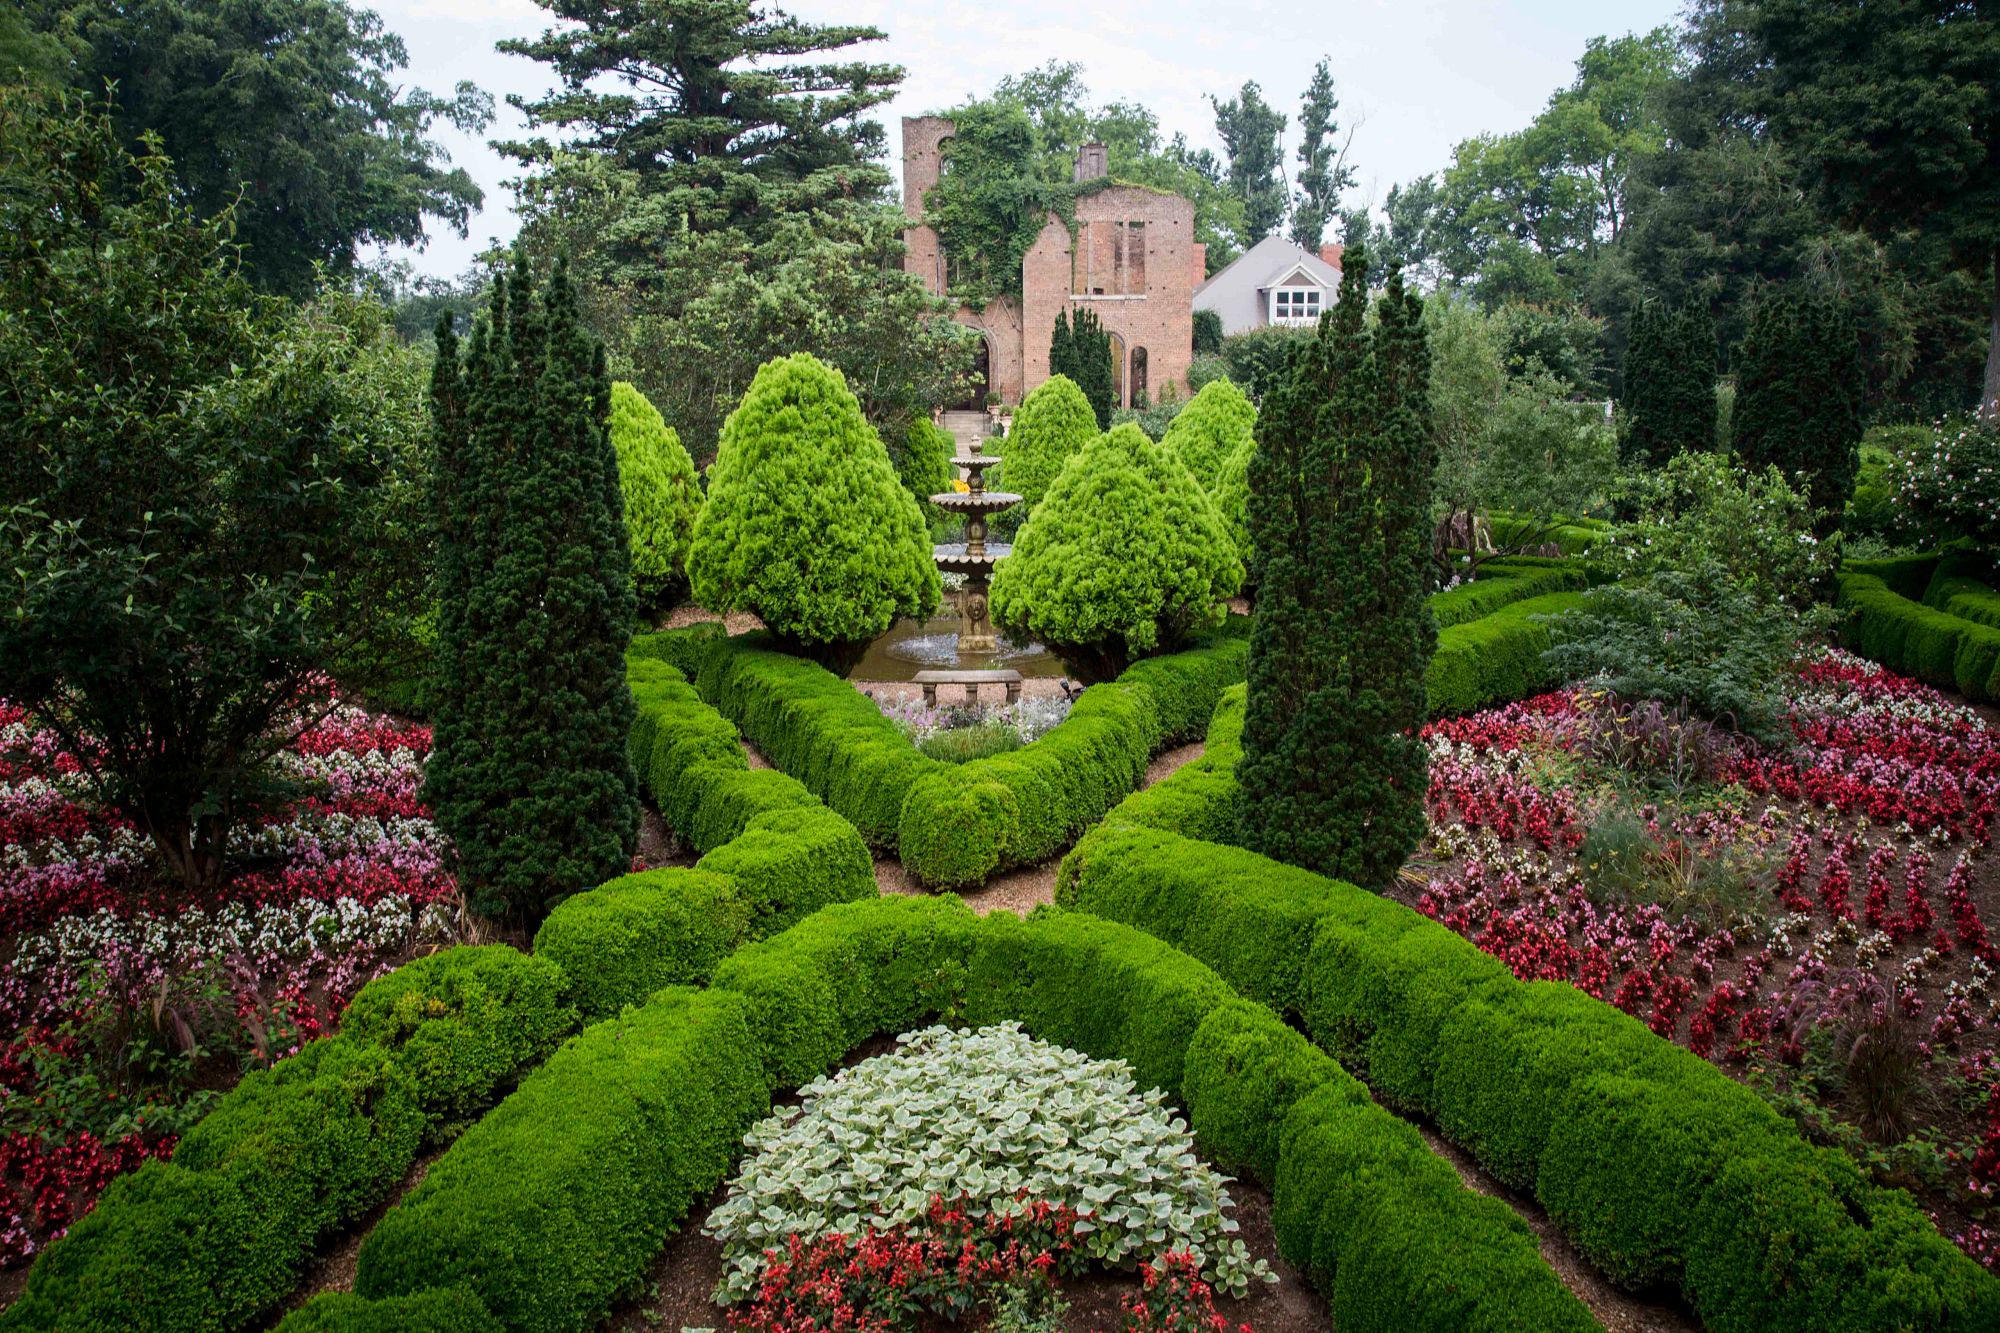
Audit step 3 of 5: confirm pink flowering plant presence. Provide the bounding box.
[1410,648,2000,1266]
[0,690,461,1266]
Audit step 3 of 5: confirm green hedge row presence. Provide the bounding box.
[714,898,1595,1332]
[539,655,878,1018]
[1431,558,1589,629]
[2,948,575,1333]
[898,630,1251,887]
[354,987,770,1332]
[1426,590,1586,716]
[275,1289,501,1333]
[1836,570,2000,703]
[1055,819,2000,1332]
[1485,512,1610,555]
[690,626,1250,886]
[1922,551,2000,631]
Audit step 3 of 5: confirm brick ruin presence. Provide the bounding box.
[900,115,1200,408]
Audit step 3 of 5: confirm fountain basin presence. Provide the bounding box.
[931,491,1023,513]
[850,614,1063,681]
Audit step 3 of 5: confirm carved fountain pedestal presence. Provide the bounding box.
[930,438,1021,655]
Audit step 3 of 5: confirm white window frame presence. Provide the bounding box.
[1269,285,1323,326]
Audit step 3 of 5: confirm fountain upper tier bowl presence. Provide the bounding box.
[931,490,1022,514]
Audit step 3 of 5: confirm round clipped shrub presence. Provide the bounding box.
[1159,378,1256,490]
[991,423,1241,682]
[688,354,940,672]
[896,772,1018,888]
[995,374,1098,518]
[610,381,702,612]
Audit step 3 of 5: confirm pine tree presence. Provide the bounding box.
[1621,300,1718,467]
[1235,243,1437,889]
[1050,308,1077,384]
[425,256,640,923]
[1733,285,1867,524]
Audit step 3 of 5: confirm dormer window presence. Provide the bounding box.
[1271,287,1322,325]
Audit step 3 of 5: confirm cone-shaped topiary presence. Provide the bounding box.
[897,417,955,531]
[425,256,640,923]
[1733,286,1867,526]
[688,354,940,670]
[990,422,1241,682]
[1160,378,1257,490]
[997,374,1098,518]
[1235,243,1436,890]
[610,381,702,612]
[1210,436,1255,581]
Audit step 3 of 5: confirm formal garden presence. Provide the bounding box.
[5,1,2000,1331]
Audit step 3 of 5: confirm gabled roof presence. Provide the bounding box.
[1195,235,1341,299]
[1261,260,1329,291]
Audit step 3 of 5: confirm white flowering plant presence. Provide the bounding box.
[704,1023,1272,1301]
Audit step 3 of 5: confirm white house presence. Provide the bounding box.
[1194,236,1345,336]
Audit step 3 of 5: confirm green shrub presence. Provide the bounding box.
[425,260,639,924]
[1219,324,1312,404]
[1732,288,1866,523]
[340,945,577,1133]
[693,803,877,927]
[1427,591,1583,715]
[532,869,751,1019]
[1923,551,2000,629]
[1193,308,1223,355]
[994,374,1098,518]
[609,380,701,610]
[354,987,771,1333]
[1182,999,1343,1181]
[1837,570,2000,702]
[1882,417,2000,554]
[1620,300,1716,467]
[1209,437,1253,575]
[991,423,1240,681]
[1158,379,1256,489]
[273,1289,501,1333]
[1431,561,1587,628]
[897,417,955,531]
[1236,255,1435,890]
[687,353,939,657]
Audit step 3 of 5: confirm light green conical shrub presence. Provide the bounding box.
[1160,378,1257,490]
[996,374,1099,517]
[688,354,940,667]
[1210,436,1255,576]
[991,422,1241,682]
[609,381,701,611]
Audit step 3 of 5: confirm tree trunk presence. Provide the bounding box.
[1984,246,2000,424]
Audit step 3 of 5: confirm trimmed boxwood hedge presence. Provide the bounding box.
[354,987,771,1332]
[1427,590,1585,716]
[1431,558,1592,629]
[1923,550,2000,631]
[1837,569,2000,703]
[274,1289,502,1333]
[2,948,576,1333]
[1057,772,2000,1331]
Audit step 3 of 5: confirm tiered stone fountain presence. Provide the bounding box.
[929,438,1017,653]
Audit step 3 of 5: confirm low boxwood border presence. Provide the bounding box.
[347,897,1593,1333]
[1055,694,2000,1333]
[1836,569,2000,703]
[2,947,576,1333]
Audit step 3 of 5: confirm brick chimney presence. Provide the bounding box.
[1319,242,1344,270]
[1073,141,1108,182]
[1191,242,1207,288]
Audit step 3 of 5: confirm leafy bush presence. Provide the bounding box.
[275,1290,501,1333]
[1158,379,1256,490]
[1218,324,1311,404]
[1192,308,1223,355]
[1208,439,1254,578]
[991,423,1240,682]
[1883,416,2000,554]
[1110,379,1189,440]
[608,381,701,612]
[995,374,1098,519]
[1542,451,1840,739]
[354,987,771,1332]
[1186,353,1230,393]
[687,353,940,662]
[532,869,750,1019]
[898,416,956,532]
[705,1023,1269,1299]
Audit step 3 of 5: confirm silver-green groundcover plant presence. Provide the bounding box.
[705,1023,1272,1300]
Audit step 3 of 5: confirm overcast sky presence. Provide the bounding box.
[373,0,1688,279]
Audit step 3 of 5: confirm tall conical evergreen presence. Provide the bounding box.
[425,256,640,923]
[1071,307,1116,429]
[1050,309,1077,385]
[1733,286,1867,525]
[1621,300,1718,467]
[1234,244,1437,889]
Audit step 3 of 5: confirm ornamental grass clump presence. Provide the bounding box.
[609,381,702,613]
[990,424,1241,682]
[688,354,940,672]
[704,1023,1270,1300]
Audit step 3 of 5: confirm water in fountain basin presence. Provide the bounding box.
[850,613,1063,680]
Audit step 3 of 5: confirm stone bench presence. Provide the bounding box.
[914,669,1023,708]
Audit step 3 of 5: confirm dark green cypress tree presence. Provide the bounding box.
[1234,243,1436,889]
[1621,300,1718,467]
[425,255,640,923]
[1050,309,1077,385]
[1733,285,1868,524]
[1072,307,1116,429]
